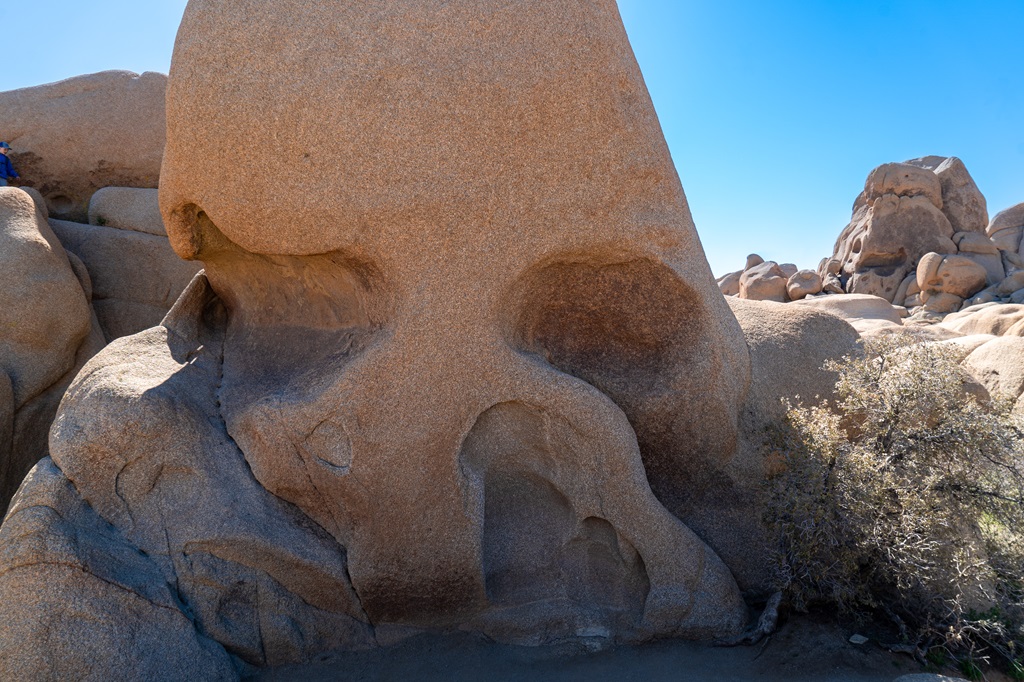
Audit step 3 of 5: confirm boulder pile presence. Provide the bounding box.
[718,156,1024,337]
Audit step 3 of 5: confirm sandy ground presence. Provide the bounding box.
[252,615,976,682]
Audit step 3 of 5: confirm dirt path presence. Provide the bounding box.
[254,616,962,682]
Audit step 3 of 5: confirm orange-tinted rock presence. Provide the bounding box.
[0,71,165,221]
[0,0,753,673]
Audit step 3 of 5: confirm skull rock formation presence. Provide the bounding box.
[0,0,753,675]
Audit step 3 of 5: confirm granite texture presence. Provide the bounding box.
[0,70,166,221]
[0,0,761,675]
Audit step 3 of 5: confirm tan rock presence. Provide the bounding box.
[997,270,1024,295]
[717,270,741,296]
[49,219,201,341]
[833,192,956,302]
[861,323,962,343]
[739,261,789,302]
[906,156,988,234]
[745,253,765,270]
[791,293,904,334]
[986,202,1024,253]
[892,272,918,307]
[779,262,798,278]
[962,286,999,308]
[0,0,753,672]
[921,291,964,314]
[725,297,861,589]
[728,298,860,420]
[0,187,100,508]
[88,187,165,236]
[0,71,166,221]
[0,188,90,408]
[19,186,48,220]
[953,231,1004,285]
[940,303,1024,336]
[954,231,999,255]
[917,253,987,301]
[786,269,822,300]
[864,162,943,209]
[4,311,105,506]
[931,334,997,361]
[963,337,1024,400]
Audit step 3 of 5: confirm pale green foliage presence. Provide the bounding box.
[766,337,1024,670]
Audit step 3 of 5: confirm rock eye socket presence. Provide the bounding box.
[508,256,704,394]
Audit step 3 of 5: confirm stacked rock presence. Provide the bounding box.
[718,253,821,302]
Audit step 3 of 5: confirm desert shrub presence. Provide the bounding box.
[766,337,1024,673]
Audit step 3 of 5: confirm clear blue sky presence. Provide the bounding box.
[5,1,1023,276]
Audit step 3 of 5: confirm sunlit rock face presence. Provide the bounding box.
[0,187,101,509]
[0,1,757,674]
[0,70,166,221]
[832,162,957,302]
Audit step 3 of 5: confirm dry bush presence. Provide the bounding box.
[766,337,1024,677]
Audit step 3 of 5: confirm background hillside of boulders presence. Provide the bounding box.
[0,71,200,506]
[718,154,1024,417]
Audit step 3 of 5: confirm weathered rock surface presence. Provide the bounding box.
[724,298,860,590]
[49,218,201,341]
[0,458,238,679]
[0,0,754,673]
[0,187,101,507]
[941,303,1024,337]
[728,296,861,428]
[786,269,822,300]
[829,159,998,303]
[953,231,1004,285]
[88,187,166,236]
[906,156,988,235]
[963,337,1024,403]
[987,202,1024,254]
[717,270,741,296]
[0,188,90,407]
[739,260,789,301]
[0,70,166,221]
[791,293,904,334]
[916,253,987,313]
